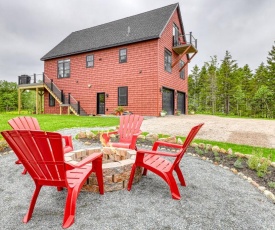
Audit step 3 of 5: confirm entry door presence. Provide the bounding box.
[177,92,186,114]
[97,93,105,114]
[162,88,174,115]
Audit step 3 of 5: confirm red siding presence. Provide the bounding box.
[157,9,189,114]
[44,7,189,116]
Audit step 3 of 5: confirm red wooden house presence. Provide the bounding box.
[20,3,197,116]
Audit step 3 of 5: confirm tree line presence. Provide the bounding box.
[0,80,35,113]
[188,41,275,118]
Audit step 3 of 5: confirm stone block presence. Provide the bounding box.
[103,162,124,175]
[115,148,128,157]
[104,182,124,192]
[113,171,131,182]
[86,147,101,156]
[82,184,99,193]
[64,151,76,160]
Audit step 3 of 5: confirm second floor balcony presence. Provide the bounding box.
[173,32,198,55]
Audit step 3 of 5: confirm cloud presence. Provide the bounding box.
[0,0,274,82]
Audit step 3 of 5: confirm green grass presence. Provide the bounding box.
[179,137,275,162]
[1,113,274,161]
[0,114,119,134]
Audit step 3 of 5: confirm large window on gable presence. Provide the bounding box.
[86,55,94,68]
[173,23,180,46]
[164,49,172,73]
[58,59,70,78]
[119,48,127,63]
[180,60,185,79]
[118,86,128,106]
[49,93,55,107]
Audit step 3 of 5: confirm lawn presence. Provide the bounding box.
[0,114,119,134]
[0,113,274,161]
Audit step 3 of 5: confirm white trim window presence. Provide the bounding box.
[58,59,70,78]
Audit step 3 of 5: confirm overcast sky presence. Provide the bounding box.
[0,0,274,83]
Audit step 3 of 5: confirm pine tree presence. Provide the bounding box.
[218,51,238,115]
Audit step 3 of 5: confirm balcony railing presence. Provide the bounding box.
[18,73,44,85]
[173,32,197,49]
[172,32,198,55]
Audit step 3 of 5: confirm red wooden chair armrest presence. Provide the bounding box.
[62,135,73,146]
[101,130,118,143]
[152,141,183,151]
[137,149,180,157]
[129,130,142,149]
[65,152,102,169]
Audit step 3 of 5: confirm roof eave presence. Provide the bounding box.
[41,36,160,61]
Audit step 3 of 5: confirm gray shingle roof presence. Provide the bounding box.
[41,3,179,61]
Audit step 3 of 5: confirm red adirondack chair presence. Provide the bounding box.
[101,114,143,150]
[127,123,204,200]
[1,130,104,229]
[8,116,74,174]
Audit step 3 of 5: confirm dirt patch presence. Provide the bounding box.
[227,132,270,147]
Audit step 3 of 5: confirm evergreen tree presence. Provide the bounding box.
[188,65,201,111]
[266,41,275,83]
[218,51,238,115]
[205,56,218,114]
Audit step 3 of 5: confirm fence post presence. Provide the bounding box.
[42,72,45,83]
[189,32,192,44]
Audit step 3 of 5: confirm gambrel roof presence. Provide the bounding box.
[41,3,183,61]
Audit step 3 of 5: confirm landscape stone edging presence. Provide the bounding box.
[186,151,275,204]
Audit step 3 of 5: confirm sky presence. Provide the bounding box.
[0,0,274,83]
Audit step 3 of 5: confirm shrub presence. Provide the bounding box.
[247,150,271,177]
[234,158,244,169]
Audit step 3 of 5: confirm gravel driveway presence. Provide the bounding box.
[141,114,275,148]
[1,115,275,229]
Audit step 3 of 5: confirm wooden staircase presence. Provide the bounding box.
[17,74,88,116]
[43,76,88,116]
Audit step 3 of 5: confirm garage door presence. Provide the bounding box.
[162,88,174,115]
[177,92,186,114]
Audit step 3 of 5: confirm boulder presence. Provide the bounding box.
[145,133,158,142]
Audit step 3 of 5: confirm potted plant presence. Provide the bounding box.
[175,110,181,116]
[160,110,167,117]
[114,106,124,116]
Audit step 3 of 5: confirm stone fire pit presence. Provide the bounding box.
[64,147,142,193]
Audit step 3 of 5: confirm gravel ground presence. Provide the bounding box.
[1,124,275,230]
[141,115,275,148]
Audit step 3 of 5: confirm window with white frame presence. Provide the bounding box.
[58,59,70,78]
[86,55,94,68]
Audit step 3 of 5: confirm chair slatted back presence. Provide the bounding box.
[118,115,143,142]
[8,116,41,130]
[1,130,66,186]
[173,123,204,168]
